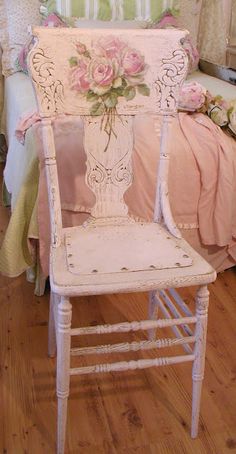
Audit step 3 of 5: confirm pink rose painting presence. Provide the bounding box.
[70,59,90,93]
[69,36,150,116]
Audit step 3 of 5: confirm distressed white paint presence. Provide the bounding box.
[191,285,209,438]
[28,28,216,454]
[149,292,193,354]
[70,335,196,356]
[70,354,196,376]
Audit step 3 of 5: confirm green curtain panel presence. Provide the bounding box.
[42,0,177,21]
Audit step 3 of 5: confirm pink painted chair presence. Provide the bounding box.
[28,27,216,453]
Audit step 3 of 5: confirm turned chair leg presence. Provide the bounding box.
[48,292,57,358]
[148,290,159,341]
[56,296,72,454]
[191,285,209,438]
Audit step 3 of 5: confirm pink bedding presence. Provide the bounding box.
[27,112,236,276]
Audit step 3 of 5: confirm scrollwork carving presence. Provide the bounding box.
[111,154,133,188]
[30,47,64,115]
[83,115,134,218]
[87,160,106,187]
[154,48,188,112]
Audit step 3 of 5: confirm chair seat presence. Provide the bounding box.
[50,222,216,296]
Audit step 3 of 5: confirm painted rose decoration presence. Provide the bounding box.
[69,36,150,117]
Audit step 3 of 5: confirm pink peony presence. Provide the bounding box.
[70,59,90,93]
[178,81,206,111]
[95,36,126,59]
[121,48,146,84]
[88,57,118,95]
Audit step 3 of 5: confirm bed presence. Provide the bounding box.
[0,0,236,294]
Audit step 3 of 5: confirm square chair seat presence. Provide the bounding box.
[50,222,216,296]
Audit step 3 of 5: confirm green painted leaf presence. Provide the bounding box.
[124,86,136,101]
[104,93,118,108]
[112,86,125,96]
[86,91,99,102]
[90,102,105,116]
[121,78,128,88]
[69,56,78,67]
[137,84,150,96]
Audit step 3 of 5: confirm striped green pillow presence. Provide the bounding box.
[41,0,111,19]
[71,0,112,20]
[42,1,177,22]
[119,1,176,21]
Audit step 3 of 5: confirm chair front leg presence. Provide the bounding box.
[56,296,72,454]
[191,285,209,438]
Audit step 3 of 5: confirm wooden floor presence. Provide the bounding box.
[1,162,236,454]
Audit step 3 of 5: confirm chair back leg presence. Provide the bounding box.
[148,290,159,341]
[48,291,57,358]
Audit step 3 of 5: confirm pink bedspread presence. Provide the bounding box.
[29,112,236,276]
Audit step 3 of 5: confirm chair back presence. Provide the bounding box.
[28,28,188,245]
[29,28,187,117]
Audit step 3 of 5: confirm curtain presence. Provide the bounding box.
[198,0,228,66]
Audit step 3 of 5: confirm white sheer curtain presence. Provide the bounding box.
[198,0,232,66]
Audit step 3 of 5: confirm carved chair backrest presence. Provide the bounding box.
[28,28,188,246]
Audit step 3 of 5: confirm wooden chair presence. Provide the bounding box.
[28,27,216,453]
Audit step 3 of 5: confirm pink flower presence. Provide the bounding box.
[153,13,178,29]
[88,57,118,95]
[70,59,90,93]
[95,36,126,59]
[121,48,146,84]
[178,81,206,111]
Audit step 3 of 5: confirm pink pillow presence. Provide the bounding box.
[42,12,68,28]
[15,13,68,74]
[155,12,179,29]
